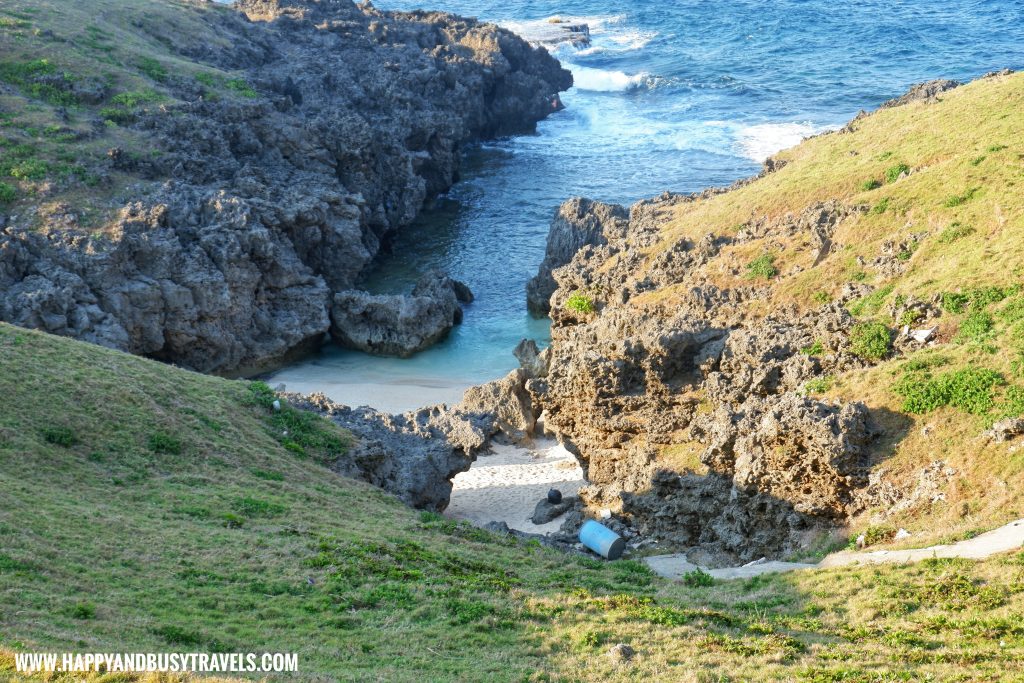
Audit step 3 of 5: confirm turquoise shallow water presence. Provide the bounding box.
[269,1,1024,411]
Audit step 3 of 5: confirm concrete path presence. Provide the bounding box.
[645,518,1024,581]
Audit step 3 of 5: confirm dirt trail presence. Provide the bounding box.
[645,519,1024,580]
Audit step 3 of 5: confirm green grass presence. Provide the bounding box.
[4,325,1024,680]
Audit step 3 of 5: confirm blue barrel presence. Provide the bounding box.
[579,520,625,560]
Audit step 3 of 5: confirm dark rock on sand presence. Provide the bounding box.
[291,391,497,511]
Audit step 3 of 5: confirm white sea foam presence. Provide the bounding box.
[736,121,838,162]
[569,65,648,92]
[501,14,654,54]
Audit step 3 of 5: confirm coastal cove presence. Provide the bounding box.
[268,0,1024,412]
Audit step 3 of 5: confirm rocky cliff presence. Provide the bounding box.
[0,0,570,374]
[526,71,1024,562]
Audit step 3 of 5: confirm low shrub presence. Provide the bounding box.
[893,367,1004,414]
[41,425,76,447]
[870,197,890,214]
[233,496,287,518]
[0,181,15,203]
[955,310,994,344]
[745,253,778,280]
[943,187,979,208]
[937,222,975,244]
[136,56,167,83]
[849,321,891,360]
[848,285,893,317]
[70,602,96,619]
[225,78,258,98]
[859,179,881,191]
[885,163,910,183]
[800,340,824,356]
[803,376,834,395]
[147,431,182,455]
[683,568,715,587]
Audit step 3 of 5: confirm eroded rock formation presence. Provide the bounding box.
[0,0,571,373]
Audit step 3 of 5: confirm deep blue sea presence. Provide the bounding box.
[269,0,1024,411]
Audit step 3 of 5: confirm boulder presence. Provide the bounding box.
[531,496,574,524]
[881,79,961,108]
[460,368,535,441]
[329,270,472,357]
[290,392,495,511]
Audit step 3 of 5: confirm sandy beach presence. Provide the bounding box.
[445,439,585,534]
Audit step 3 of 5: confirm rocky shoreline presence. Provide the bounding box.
[0,0,571,374]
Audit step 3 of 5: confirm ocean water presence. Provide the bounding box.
[268,0,1024,412]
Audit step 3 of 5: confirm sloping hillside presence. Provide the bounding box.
[1,327,1024,680]
[533,70,1024,561]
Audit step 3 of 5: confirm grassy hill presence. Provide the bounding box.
[1,327,1024,681]
[0,0,256,230]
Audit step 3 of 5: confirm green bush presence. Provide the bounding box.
[870,197,890,214]
[943,187,979,208]
[859,179,881,191]
[941,292,970,314]
[110,90,162,107]
[9,159,48,180]
[849,321,891,360]
[70,602,96,619]
[41,426,76,447]
[745,253,778,280]
[803,376,834,395]
[898,309,922,326]
[0,181,15,203]
[893,367,1004,415]
[233,496,287,518]
[885,163,910,183]
[937,222,975,244]
[800,340,824,356]
[147,431,182,455]
[221,513,245,529]
[565,291,595,314]
[247,382,349,459]
[955,310,994,344]
[682,568,715,587]
[225,78,258,98]
[136,56,167,82]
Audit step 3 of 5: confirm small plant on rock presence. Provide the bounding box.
[565,291,595,314]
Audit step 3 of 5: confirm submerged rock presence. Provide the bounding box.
[330,270,472,357]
